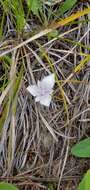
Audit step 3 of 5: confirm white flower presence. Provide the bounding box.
[27,74,55,107]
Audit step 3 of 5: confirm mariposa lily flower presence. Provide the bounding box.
[27,74,55,107]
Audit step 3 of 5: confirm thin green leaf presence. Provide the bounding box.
[59,0,77,16]
[0,103,8,134]
[71,138,90,158]
[11,0,25,31]
[12,67,23,114]
[27,0,42,16]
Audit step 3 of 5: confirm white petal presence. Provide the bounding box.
[35,96,40,102]
[40,95,52,107]
[41,74,55,90]
[27,85,39,97]
[37,80,41,87]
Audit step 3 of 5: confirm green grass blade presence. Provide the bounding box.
[59,0,77,16]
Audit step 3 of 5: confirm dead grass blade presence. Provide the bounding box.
[39,112,58,142]
[0,8,90,57]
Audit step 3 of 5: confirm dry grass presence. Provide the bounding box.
[0,1,90,190]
